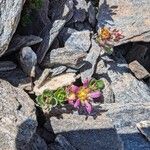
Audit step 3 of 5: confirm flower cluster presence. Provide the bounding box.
[67,79,104,114]
[96,27,124,54]
[36,79,104,114]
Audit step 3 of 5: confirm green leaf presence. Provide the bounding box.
[89,79,105,91]
[36,95,45,107]
[96,80,105,90]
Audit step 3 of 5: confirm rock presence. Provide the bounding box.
[49,114,122,150]
[88,1,96,27]
[126,44,150,72]
[34,73,76,95]
[0,61,17,71]
[51,66,67,77]
[74,21,93,31]
[97,0,150,45]
[0,79,37,150]
[19,47,37,77]
[137,120,150,141]
[65,30,91,52]
[73,0,88,22]
[41,47,86,68]
[96,51,150,103]
[103,102,150,150]
[0,68,32,91]
[25,134,48,150]
[129,60,150,80]
[36,20,66,64]
[0,0,25,57]
[7,35,42,54]
[80,39,100,81]
[49,0,74,22]
[66,68,78,73]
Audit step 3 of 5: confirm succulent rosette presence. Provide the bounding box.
[67,79,104,114]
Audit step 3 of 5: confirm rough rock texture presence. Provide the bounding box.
[0,0,25,56]
[65,30,91,52]
[0,61,17,71]
[34,73,76,95]
[129,60,150,80]
[50,114,123,150]
[0,79,37,150]
[7,35,42,54]
[96,51,150,103]
[80,39,100,81]
[42,47,86,68]
[103,103,150,150]
[97,0,150,45]
[19,47,37,77]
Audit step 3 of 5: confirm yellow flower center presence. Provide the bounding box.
[77,87,90,101]
[68,92,76,100]
[100,27,111,40]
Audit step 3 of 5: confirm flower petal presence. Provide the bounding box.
[68,100,74,106]
[74,99,80,108]
[82,78,90,87]
[89,91,101,98]
[70,85,79,93]
[84,101,92,114]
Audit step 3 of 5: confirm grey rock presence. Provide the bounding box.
[50,114,123,150]
[80,39,100,81]
[129,60,150,80]
[48,143,64,150]
[50,38,60,50]
[0,61,17,71]
[49,0,74,22]
[19,47,37,77]
[7,35,42,54]
[65,30,91,52]
[137,120,150,141]
[73,0,88,22]
[51,66,67,77]
[36,20,66,64]
[0,79,37,150]
[25,134,48,150]
[66,68,78,73]
[74,21,93,31]
[41,47,86,68]
[0,68,32,91]
[0,0,25,57]
[96,51,150,103]
[103,103,150,150]
[97,0,150,45]
[88,1,96,27]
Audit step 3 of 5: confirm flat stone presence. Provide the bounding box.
[80,39,101,81]
[41,47,86,68]
[0,79,37,150]
[34,73,76,95]
[7,35,42,54]
[102,103,150,150]
[96,51,150,103]
[137,120,150,141]
[0,0,25,56]
[129,60,150,80]
[97,0,150,45]
[19,47,37,77]
[0,61,17,71]
[51,66,67,77]
[50,114,122,150]
[65,30,91,52]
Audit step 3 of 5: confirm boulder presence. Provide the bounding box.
[0,79,37,150]
[41,47,86,68]
[65,30,91,52]
[0,0,25,57]
[0,61,17,71]
[97,0,150,45]
[49,114,123,150]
